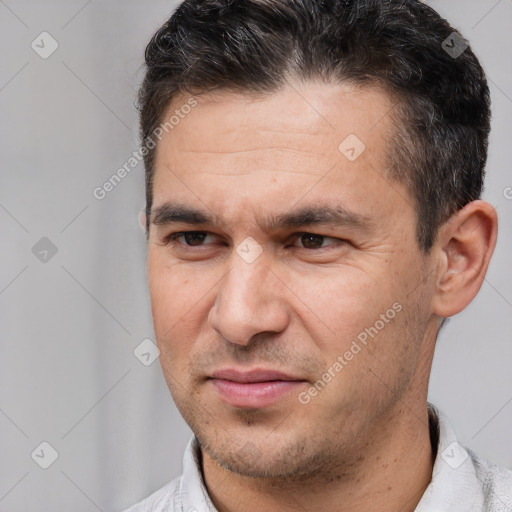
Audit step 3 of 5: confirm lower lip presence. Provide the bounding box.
[210,379,305,408]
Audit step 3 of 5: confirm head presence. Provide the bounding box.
[140,0,497,479]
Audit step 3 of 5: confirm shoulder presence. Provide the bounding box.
[469,448,512,511]
[122,477,181,512]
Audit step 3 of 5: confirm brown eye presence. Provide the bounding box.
[293,233,343,250]
[182,232,208,246]
[300,233,326,249]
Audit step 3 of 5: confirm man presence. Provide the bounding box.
[125,0,512,510]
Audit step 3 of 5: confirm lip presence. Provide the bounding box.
[208,368,307,409]
[209,368,303,383]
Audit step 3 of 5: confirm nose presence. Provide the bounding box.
[208,251,290,346]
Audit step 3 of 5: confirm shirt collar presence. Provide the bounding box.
[177,404,484,512]
[178,435,217,511]
[415,403,484,512]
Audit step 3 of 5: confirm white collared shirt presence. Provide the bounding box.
[123,405,512,512]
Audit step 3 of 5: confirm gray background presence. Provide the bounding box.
[0,1,511,511]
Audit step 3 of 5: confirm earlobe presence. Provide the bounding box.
[432,200,498,318]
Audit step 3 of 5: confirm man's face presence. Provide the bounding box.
[147,81,436,478]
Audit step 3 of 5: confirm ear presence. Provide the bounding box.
[139,210,147,232]
[431,200,498,318]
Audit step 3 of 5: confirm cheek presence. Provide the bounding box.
[291,268,395,350]
[294,278,417,417]
[147,253,210,347]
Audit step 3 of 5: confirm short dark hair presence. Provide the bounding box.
[138,0,491,252]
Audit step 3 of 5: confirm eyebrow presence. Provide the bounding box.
[151,202,372,233]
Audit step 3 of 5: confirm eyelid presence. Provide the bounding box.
[164,231,220,246]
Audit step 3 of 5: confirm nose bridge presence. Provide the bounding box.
[227,252,271,305]
[209,250,289,345]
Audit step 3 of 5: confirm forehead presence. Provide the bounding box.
[157,81,395,166]
[150,81,410,228]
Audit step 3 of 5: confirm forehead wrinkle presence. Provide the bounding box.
[159,159,335,179]
[178,147,325,157]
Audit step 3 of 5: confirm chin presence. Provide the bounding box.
[197,425,321,479]
[206,444,303,478]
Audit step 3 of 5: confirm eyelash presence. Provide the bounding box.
[162,231,345,250]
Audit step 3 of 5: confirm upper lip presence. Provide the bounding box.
[209,368,304,383]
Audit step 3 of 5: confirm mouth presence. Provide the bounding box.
[207,368,307,409]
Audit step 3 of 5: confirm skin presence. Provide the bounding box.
[146,80,497,512]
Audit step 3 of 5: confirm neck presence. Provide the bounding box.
[201,398,435,512]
